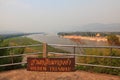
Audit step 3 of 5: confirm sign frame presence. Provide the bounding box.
[27,57,75,72]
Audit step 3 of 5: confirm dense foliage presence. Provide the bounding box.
[0,38,24,71]
[76,48,120,75]
[107,34,120,46]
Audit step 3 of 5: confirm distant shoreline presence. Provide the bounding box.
[62,35,107,42]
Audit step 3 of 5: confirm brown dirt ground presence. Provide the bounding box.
[0,69,120,80]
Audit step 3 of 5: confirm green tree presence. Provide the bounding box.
[107,34,120,46]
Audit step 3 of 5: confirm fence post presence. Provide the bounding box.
[73,46,76,63]
[73,46,76,58]
[10,49,14,64]
[43,43,48,58]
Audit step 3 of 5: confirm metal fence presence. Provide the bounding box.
[0,43,120,69]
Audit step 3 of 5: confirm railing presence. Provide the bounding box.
[0,43,120,69]
[0,44,42,67]
[49,44,120,69]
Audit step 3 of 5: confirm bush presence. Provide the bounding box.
[77,48,120,75]
[0,40,24,71]
[107,34,120,46]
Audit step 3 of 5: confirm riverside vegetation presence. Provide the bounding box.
[59,33,120,75]
[0,35,120,76]
[0,36,67,71]
[76,48,120,75]
[76,34,120,75]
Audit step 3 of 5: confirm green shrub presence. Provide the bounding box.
[77,48,120,75]
[0,40,24,71]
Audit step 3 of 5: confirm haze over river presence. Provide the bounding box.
[27,34,107,53]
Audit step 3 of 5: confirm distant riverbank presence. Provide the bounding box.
[27,34,108,46]
[62,35,107,42]
[27,34,108,53]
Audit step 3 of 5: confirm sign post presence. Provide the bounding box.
[43,43,48,58]
[27,58,75,72]
[27,43,75,79]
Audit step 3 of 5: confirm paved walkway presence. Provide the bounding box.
[0,69,120,80]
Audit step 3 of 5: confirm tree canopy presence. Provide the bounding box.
[107,34,120,46]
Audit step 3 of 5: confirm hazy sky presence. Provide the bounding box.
[0,0,120,32]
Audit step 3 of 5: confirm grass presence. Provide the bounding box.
[83,48,120,56]
[1,36,120,75]
[0,36,68,71]
[76,48,120,75]
[2,36,67,54]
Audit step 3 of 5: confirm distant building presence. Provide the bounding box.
[96,33,100,37]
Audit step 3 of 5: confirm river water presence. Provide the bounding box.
[27,34,107,53]
[27,34,76,45]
